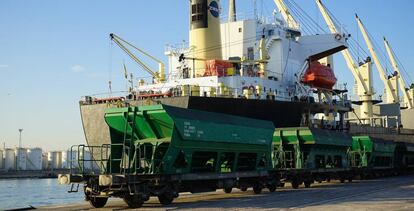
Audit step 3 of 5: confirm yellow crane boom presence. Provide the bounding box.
[384,37,413,108]
[273,0,300,30]
[316,0,379,124]
[355,15,399,103]
[110,33,166,83]
[316,0,371,95]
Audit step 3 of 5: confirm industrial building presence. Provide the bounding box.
[0,148,93,172]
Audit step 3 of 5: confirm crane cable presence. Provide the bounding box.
[388,42,414,85]
[364,27,394,76]
[287,0,327,34]
[322,2,370,62]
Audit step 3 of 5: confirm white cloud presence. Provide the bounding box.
[71,64,85,73]
[0,64,9,68]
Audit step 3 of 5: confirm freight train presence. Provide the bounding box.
[58,105,414,208]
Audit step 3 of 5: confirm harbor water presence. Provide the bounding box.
[0,178,83,210]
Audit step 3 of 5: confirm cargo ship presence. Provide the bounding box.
[58,1,414,208]
[80,0,354,153]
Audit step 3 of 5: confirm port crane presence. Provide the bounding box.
[355,15,400,104]
[383,37,414,109]
[110,33,166,83]
[316,0,376,123]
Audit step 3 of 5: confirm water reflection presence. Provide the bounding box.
[0,178,83,210]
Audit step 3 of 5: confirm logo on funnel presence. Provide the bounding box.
[209,1,220,18]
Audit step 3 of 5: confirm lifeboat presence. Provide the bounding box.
[302,61,337,90]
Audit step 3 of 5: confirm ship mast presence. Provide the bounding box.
[228,0,236,22]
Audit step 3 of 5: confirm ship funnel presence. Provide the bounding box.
[189,0,222,77]
[228,0,237,22]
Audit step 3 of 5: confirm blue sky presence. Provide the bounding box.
[0,0,413,151]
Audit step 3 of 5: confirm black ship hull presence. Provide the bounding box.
[80,96,310,151]
[184,96,305,127]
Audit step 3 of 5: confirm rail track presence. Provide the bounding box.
[43,175,414,210]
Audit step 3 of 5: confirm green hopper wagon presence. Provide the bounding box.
[350,136,396,178]
[273,127,353,188]
[59,105,277,208]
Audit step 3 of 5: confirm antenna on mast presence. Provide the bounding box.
[253,0,257,19]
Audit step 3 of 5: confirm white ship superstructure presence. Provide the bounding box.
[133,0,347,102]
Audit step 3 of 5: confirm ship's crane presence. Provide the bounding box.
[273,0,300,30]
[383,37,413,109]
[316,0,372,94]
[110,33,166,83]
[316,0,375,123]
[355,15,399,104]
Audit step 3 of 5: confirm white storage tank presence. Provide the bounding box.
[15,148,27,170]
[42,153,49,170]
[0,149,3,169]
[48,151,62,169]
[5,148,16,171]
[62,150,78,169]
[56,151,62,169]
[47,152,54,169]
[79,150,92,170]
[26,148,43,170]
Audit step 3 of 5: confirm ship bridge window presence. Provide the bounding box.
[191,3,205,23]
[197,3,202,13]
[191,4,203,14]
[239,27,242,33]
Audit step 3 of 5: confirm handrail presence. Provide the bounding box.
[69,144,111,175]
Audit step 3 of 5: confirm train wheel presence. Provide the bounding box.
[89,197,108,208]
[123,194,144,208]
[158,193,174,205]
[224,187,232,193]
[314,175,322,183]
[291,180,300,189]
[253,185,262,194]
[340,178,345,183]
[304,181,312,188]
[267,184,277,193]
[240,187,248,192]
